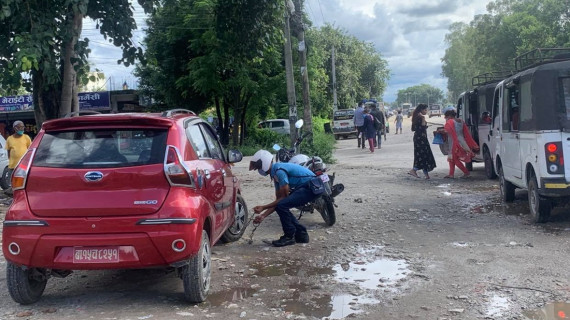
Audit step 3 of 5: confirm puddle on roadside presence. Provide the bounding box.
[333,258,409,290]
[485,294,510,318]
[205,287,258,307]
[283,293,379,319]
[470,201,528,216]
[250,261,334,277]
[523,302,570,319]
[442,191,452,196]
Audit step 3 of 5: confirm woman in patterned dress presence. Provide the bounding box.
[408,104,436,179]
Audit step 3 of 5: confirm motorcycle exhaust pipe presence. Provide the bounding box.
[331,183,344,197]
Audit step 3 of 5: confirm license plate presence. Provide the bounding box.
[341,123,348,126]
[73,247,119,263]
[319,174,330,183]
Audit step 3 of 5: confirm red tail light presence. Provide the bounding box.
[12,148,36,190]
[545,142,564,174]
[164,146,195,187]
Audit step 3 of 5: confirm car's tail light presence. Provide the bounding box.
[545,142,563,174]
[164,146,195,187]
[12,148,36,190]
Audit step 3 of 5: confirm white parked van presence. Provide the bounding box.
[491,48,570,223]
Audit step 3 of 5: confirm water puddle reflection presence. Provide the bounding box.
[206,287,257,307]
[250,261,334,277]
[523,302,570,319]
[333,258,409,290]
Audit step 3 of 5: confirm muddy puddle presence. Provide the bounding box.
[242,247,411,319]
[523,302,570,319]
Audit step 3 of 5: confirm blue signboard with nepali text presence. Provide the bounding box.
[0,91,111,112]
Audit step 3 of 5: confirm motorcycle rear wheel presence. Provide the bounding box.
[317,195,336,226]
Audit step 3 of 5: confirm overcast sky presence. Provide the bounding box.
[85,0,492,102]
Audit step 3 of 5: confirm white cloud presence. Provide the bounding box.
[85,0,491,100]
[306,0,491,102]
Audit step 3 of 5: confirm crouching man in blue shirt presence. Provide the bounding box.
[249,149,318,247]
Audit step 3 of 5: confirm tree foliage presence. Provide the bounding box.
[442,0,570,99]
[395,84,444,107]
[0,0,157,125]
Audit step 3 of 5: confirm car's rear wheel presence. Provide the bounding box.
[1,166,11,190]
[499,164,515,202]
[528,172,551,223]
[220,195,248,243]
[334,135,339,140]
[6,262,47,305]
[181,230,211,303]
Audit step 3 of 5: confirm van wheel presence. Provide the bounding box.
[181,230,211,303]
[220,195,248,243]
[7,262,47,305]
[466,162,473,171]
[528,173,551,223]
[334,135,339,140]
[484,149,497,179]
[499,164,515,202]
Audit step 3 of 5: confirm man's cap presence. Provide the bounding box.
[13,120,24,128]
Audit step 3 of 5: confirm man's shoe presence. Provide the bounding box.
[295,231,309,244]
[272,235,295,247]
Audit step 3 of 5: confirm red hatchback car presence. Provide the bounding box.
[2,109,248,304]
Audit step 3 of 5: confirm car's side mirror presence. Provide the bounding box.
[227,149,243,163]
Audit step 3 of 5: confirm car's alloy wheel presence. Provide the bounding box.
[181,230,211,303]
[220,195,248,243]
[0,166,11,190]
[6,262,47,305]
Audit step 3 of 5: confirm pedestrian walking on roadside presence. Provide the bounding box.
[408,104,436,179]
[362,108,376,153]
[394,110,403,134]
[438,107,479,179]
[369,103,385,149]
[354,100,366,149]
[5,120,32,194]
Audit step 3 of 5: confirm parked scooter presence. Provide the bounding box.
[272,120,344,226]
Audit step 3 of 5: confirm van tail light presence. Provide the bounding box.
[164,146,195,187]
[12,148,36,191]
[545,142,564,174]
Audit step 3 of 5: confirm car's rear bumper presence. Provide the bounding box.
[2,190,206,270]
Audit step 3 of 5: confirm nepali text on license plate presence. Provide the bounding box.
[73,247,119,263]
[319,174,330,183]
[341,122,348,126]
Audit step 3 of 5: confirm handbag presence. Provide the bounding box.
[308,177,325,195]
[432,132,444,145]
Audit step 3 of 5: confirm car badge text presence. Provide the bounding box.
[84,171,104,182]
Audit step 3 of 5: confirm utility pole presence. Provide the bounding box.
[284,0,298,143]
[332,46,338,111]
[293,0,312,137]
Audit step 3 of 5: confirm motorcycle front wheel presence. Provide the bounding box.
[316,195,336,226]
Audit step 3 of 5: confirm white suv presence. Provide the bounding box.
[491,49,570,223]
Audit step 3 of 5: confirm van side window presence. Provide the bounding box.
[492,88,500,128]
[504,85,520,131]
[272,121,285,128]
[561,77,570,120]
[520,81,532,130]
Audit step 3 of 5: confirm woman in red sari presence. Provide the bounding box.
[441,107,479,179]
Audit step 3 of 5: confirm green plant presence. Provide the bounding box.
[300,130,336,164]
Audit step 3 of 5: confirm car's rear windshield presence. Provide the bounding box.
[334,110,354,120]
[33,129,168,168]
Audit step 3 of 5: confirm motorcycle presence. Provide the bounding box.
[272,120,344,226]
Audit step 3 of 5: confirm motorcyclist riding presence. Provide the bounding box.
[249,149,317,247]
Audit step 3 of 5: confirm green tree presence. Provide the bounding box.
[0,0,157,125]
[396,84,443,107]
